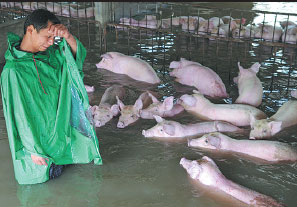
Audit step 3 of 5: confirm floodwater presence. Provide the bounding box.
[1,2,297,207]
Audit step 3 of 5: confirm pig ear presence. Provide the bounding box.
[169,61,180,69]
[148,92,159,103]
[163,124,175,136]
[162,96,174,111]
[116,96,125,111]
[230,20,237,30]
[134,98,143,110]
[207,134,221,149]
[250,62,260,73]
[241,18,246,25]
[193,90,201,94]
[100,53,112,59]
[153,115,164,123]
[181,95,197,107]
[237,62,245,72]
[110,104,120,116]
[90,105,98,114]
[269,121,282,136]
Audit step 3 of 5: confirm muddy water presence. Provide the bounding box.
[0,2,297,207]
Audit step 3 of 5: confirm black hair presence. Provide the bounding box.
[24,9,61,34]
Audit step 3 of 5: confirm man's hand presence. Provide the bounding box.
[31,154,48,166]
[48,24,77,57]
[48,24,71,40]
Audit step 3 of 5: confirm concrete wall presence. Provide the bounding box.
[0,19,25,64]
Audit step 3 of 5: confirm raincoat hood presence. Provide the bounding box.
[1,32,102,185]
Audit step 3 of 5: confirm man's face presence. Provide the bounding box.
[31,21,55,52]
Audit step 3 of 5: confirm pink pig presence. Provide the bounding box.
[96,52,160,84]
[142,115,243,139]
[178,90,267,127]
[180,156,284,207]
[139,92,184,119]
[116,91,154,128]
[169,58,228,98]
[250,100,297,139]
[188,132,297,163]
[91,85,126,127]
[84,84,95,93]
[233,62,263,107]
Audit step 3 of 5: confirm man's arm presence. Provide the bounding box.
[48,24,77,57]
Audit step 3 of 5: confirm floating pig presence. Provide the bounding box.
[96,52,160,84]
[84,84,95,93]
[139,93,184,119]
[91,85,126,127]
[250,100,297,139]
[116,91,154,128]
[188,132,297,162]
[180,156,284,207]
[178,90,267,127]
[142,115,243,139]
[233,62,263,107]
[292,90,297,98]
[169,58,228,98]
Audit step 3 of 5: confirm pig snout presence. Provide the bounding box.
[95,120,103,128]
[187,139,194,147]
[117,121,125,128]
[142,130,146,136]
[180,157,191,169]
[142,129,152,137]
[95,63,101,68]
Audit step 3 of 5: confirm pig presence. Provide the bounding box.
[84,84,95,93]
[281,25,297,44]
[160,17,181,28]
[91,85,126,127]
[116,91,154,128]
[292,90,297,98]
[233,62,263,107]
[253,24,283,42]
[96,52,160,84]
[180,16,205,32]
[119,15,160,29]
[197,17,224,35]
[249,100,297,139]
[210,18,246,39]
[180,156,284,207]
[209,27,227,40]
[142,115,243,139]
[178,90,267,127]
[280,20,296,29]
[169,58,228,98]
[189,132,297,162]
[232,24,255,39]
[139,93,184,119]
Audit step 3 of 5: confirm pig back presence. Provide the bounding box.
[99,85,138,106]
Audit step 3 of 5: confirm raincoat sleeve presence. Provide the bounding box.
[1,66,48,160]
[63,36,86,79]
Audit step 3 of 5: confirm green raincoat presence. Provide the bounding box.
[0,32,102,185]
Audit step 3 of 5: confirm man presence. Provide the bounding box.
[0,9,102,185]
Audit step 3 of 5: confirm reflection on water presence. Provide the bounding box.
[1,2,297,207]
